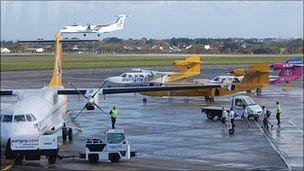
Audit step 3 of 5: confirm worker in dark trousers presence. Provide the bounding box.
[228,108,236,128]
[276,102,282,126]
[110,106,118,129]
[62,123,68,141]
[262,106,269,129]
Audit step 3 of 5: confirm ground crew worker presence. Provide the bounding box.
[221,107,228,127]
[110,106,118,129]
[62,123,68,141]
[262,106,269,129]
[276,102,282,126]
[228,108,236,128]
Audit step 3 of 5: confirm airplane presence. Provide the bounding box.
[0,32,220,147]
[60,15,127,36]
[140,63,270,102]
[105,56,201,86]
[269,57,303,85]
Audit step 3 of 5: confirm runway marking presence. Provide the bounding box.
[254,120,292,171]
[288,120,303,133]
[1,159,15,171]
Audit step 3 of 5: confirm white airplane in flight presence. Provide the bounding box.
[0,34,219,147]
[60,15,127,36]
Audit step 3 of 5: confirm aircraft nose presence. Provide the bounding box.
[1,123,39,146]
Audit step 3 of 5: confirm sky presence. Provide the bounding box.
[1,1,303,41]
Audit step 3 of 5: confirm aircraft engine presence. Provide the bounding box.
[84,89,99,110]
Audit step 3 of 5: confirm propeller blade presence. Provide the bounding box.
[73,104,87,121]
[92,80,108,98]
[69,83,87,99]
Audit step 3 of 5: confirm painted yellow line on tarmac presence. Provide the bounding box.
[1,159,15,171]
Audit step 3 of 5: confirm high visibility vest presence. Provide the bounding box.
[111,109,118,118]
[277,105,282,114]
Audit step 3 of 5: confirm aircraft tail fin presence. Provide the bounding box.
[48,32,62,87]
[114,15,127,30]
[231,63,270,88]
[164,56,201,82]
[269,66,303,85]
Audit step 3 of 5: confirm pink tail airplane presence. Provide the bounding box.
[269,57,303,85]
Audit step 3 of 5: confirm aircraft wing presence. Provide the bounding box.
[56,84,220,95]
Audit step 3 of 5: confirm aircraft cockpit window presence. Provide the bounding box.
[213,77,219,81]
[2,115,13,122]
[121,73,127,77]
[26,114,33,122]
[14,115,26,122]
[30,114,37,121]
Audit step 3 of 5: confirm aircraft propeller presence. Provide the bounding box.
[69,80,109,121]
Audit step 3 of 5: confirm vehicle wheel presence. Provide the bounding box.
[109,153,120,163]
[204,96,209,102]
[143,98,147,103]
[68,128,73,141]
[229,128,234,135]
[209,97,214,102]
[206,112,215,120]
[48,155,57,165]
[15,155,24,165]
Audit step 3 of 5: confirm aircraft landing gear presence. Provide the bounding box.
[204,96,214,102]
[143,98,147,103]
[256,88,262,96]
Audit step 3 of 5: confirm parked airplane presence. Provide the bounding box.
[60,15,127,36]
[0,33,219,147]
[269,57,303,85]
[141,63,270,102]
[105,56,201,86]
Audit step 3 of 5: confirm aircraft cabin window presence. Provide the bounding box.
[139,75,144,77]
[14,115,26,122]
[26,114,33,122]
[3,115,13,122]
[128,75,133,78]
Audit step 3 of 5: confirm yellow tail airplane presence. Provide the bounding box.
[105,56,201,86]
[141,63,270,102]
[164,55,201,83]
[1,32,219,146]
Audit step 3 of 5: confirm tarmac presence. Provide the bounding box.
[1,65,303,170]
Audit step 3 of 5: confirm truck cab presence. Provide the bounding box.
[230,95,262,119]
[202,95,262,120]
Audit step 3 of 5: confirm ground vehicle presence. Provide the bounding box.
[5,135,58,165]
[84,129,133,163]
[202,95,262,120]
